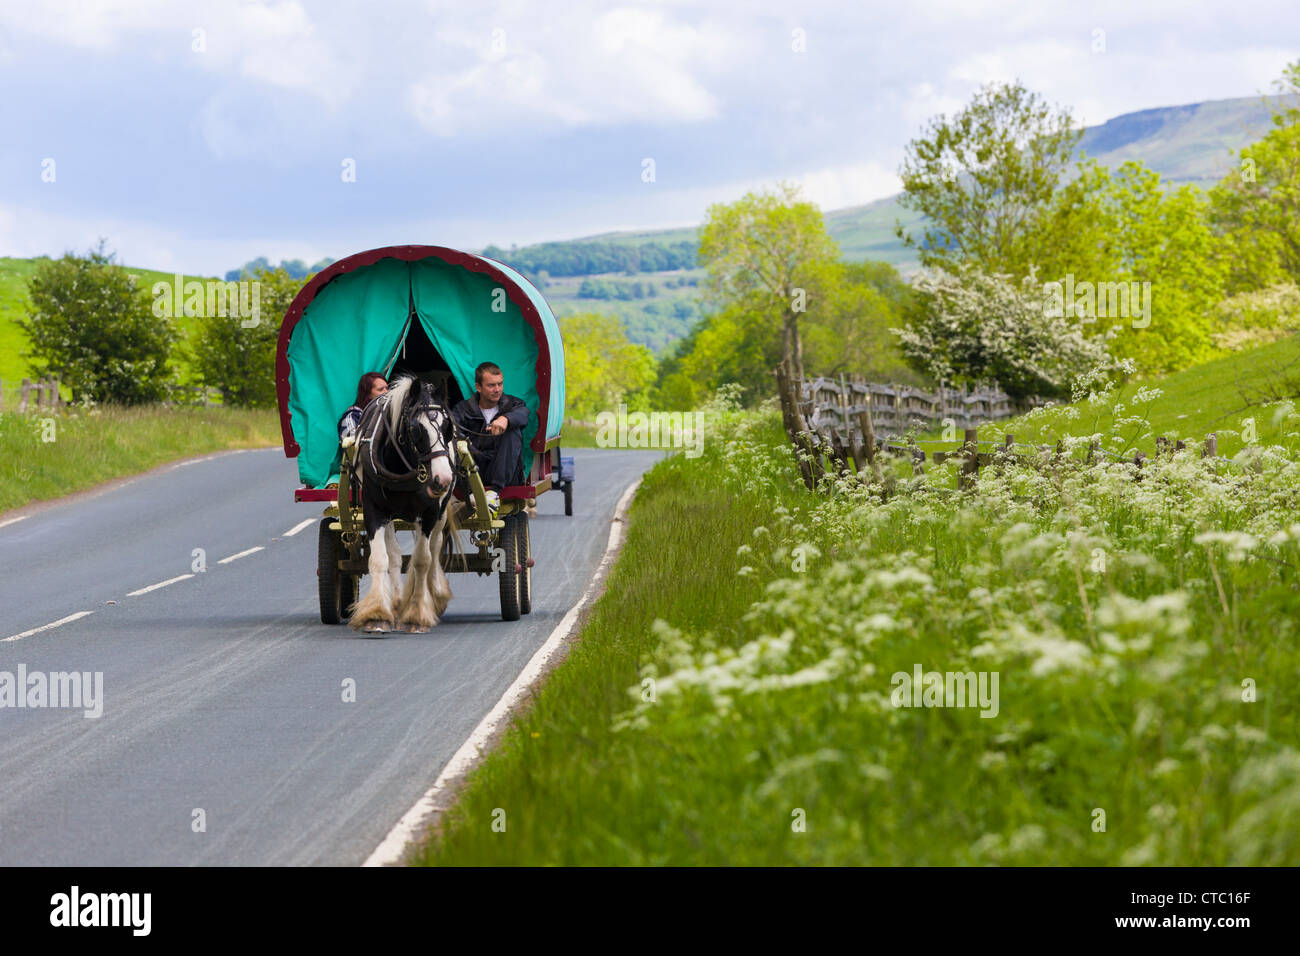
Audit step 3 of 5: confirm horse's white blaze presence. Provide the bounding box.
[417,413,455,490]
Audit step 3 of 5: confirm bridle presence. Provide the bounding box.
[360,391,461,488]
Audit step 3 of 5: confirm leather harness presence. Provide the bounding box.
[357,392,458,492]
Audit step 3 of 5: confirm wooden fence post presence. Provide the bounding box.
[775,364,814,490]
[858,413,884,487]
[1203,434,1218,458]
[19,378,32,414]
[960,427,979,491]
[829,427,851,478]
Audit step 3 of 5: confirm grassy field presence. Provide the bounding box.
[907,334,1300,460]
[413,344,1300,865]
[0,257,214,389]
[0,406,280,515]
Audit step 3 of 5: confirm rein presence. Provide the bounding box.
[359,393,459,488]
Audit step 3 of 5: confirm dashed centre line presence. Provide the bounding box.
[127,574,195,597]
[3,611,94,644]
[282,519,315,537]
[217,546,264,565]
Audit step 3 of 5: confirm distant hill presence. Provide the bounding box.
[488,94,1282,274]
[3,94,1285,383]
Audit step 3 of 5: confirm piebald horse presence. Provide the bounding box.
[344,375,458,634]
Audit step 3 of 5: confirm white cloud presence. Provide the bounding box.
[795,161,901,210]
[409,4,738,135]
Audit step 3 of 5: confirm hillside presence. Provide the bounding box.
[0,95,1285,377]
[0,257,212,396]
[518,94,1282,271]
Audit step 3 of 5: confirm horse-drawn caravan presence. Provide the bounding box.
[274,245,573,631]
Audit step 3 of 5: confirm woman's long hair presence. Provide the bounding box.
[354,371,386,408]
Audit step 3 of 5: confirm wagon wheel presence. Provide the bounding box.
[519,511,532,615]
[498,513,522,622]
[318,517,346,624]
[563,480,573,517]
[340,572,357,620]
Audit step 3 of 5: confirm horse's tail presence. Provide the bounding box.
[385,374,416,436]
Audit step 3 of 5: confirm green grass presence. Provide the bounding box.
[912,335,1300,460]
[413,349,1300,866]
[0,257,215,389]
[0,406,280,515]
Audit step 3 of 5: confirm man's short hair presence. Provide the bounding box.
[475,362,503,384]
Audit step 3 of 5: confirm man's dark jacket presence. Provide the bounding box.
[450,392,530,442]
[451,392,530,486]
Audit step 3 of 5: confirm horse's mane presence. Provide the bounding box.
[385,374,417,437]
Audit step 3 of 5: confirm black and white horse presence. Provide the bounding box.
[345,375,458,634]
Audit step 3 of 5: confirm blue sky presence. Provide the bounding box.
[2,0,1297,275]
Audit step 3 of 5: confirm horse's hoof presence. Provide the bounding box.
[406,624,431,634]
[362,622,393,634]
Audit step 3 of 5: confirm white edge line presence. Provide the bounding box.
[3,610,94,643]
[127,574,195,597]
[0,515,29,531]
[217,546,264,564]
[282,518,315,538]
[363,477,643,868]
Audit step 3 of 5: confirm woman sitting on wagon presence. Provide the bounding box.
[338,371,388,441]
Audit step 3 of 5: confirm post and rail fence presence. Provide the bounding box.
[0,377,65,414]
[0,378,221,412]
[783,372,1228,494]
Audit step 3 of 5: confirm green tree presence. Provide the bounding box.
[191,266,304,407]
[560,313,655,419]
[697,181,840,386]
[804,260,922,384]
[897,80,1081,278]
[1208,59,1300,293]
[1039,161,1227,373]
[894,264,1110,401]
[19,241,178,404]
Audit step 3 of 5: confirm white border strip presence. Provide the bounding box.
[363,477,642,867]
[0,515,29,531]
[3,610,94,644]
[218,546,264,564]
[127,574,194,597]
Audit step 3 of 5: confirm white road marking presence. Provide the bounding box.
[218,546,264,565]
[3,610,94,644]
[364,477,642,867]
[282,519,315,538]
[0,515,29,531]
[127,574,194,597]
[171,455,216,468]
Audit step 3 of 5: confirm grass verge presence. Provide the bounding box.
[0,405,280,514]
[413,372,1300,865]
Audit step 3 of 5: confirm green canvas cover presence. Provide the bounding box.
[284,252,564,489]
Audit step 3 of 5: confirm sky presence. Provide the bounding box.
[1,0,1297,276]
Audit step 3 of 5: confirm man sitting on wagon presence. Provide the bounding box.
[450,361,529,517]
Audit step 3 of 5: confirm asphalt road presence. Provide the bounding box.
[0,445,663,865]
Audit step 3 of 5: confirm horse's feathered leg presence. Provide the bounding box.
[398,527,435,631]
[428,510,453,619]
[349,514,397,633]
[385,523,403,607]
